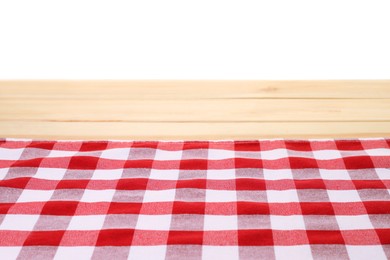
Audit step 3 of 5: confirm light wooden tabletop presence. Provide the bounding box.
[0,80,389,140]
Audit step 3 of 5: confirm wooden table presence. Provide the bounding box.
[0,80,389,140]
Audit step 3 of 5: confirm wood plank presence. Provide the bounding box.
[1,99,389,122]
[1,80,390,99]
[1,121,389,140]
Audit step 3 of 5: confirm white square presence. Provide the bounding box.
[0,247,23,259]
[0,168,9,180]
[319,169,351,180]
[91,169,123,180]
[207,169,235,180]
[154,149,182,161]
[270,215,306,230]
[263,169,293,180]
[100,148,131,160]
[336,215,374,230]
[34,168,67,180]
[67,215,106,230]
[0,214,40,231]
[149,169,179,180]
[346,245,387,260]
[0,148,24,160]
[365,148,390,156]
[261,148,289,160]
[143,189,176,202]
[376,168,390,180]
[47,150,78,158]
[54,247,95,260]
[80,189,116,202]
[128,246,167,260]
[312,149,342,160]
[135,214,172,230]
[266,190,299,203]
[327,190,361,202]
[208,149,235,160]
[206,190,236,202]
[202,246,239,260]
[274,245,313,260]
[204,215,237,231]
[17,189,54,202]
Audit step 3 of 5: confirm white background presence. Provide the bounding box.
[0,0,389,79]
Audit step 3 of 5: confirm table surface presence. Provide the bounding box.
[0,80,389,140]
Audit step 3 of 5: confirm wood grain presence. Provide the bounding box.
[1,99,390,122]
[0,80,389,140]
[1,121,389,140]
[1,80,390,99]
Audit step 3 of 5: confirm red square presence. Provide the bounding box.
[96,229,134,246]
[335,140,364,151]
[131,141,158,149]
[306,230,344,244]
[12,158,43,168]
[0,177,30,189]
[180,159,208,170]
[363,201,390,214]
[167,231,203,245]
[107,202,142,214]
[343,156,374,169]
[79,142,108,151]
[172,202,205,214]
[236,178,266,190]
[41,201,79,216]
[294,179,326,190]
[238,229,274,246]
[176,179,207,189]
[352,180,386,189]
[234,141,261,151]
[23,230,65,246]
[182,142,209,150]
[27,141,56,150]
[56,179,89,189]
[376,229,390,244]
[0,203,13,214]
[68,156,100,170]
[237,202,270,215]
[235,158,263,169]
[300,202,335,215]
[116,178,148,190]
[289,157,318,169]
[285,141,312,151]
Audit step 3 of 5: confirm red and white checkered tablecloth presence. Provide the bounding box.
[0,138,389,259]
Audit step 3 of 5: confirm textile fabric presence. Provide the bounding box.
[0,138,389,259]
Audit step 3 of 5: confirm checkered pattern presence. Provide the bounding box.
[0,138,390,260]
